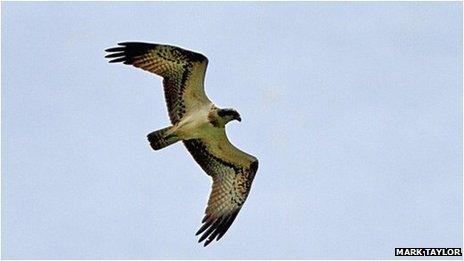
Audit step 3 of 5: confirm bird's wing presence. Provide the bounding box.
[183,135,259,247]
[105,42,210,124]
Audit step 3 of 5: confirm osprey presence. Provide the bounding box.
[105,42,259,247]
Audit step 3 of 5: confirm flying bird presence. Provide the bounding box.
[105,42,259,247]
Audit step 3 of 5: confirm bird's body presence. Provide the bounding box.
[105,42,258,246]
[167,103,212,140]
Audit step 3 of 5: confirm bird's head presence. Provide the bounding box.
[217,108,241,124]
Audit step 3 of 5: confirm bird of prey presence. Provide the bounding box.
[105,42,259,247]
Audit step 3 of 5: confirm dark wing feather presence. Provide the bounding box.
[105,42,210,124]
[184,139,259,247]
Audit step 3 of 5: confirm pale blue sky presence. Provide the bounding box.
[2,2,462,259]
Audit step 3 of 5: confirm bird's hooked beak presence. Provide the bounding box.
[218,108,241,123]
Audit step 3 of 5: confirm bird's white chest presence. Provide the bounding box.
[174,105,217,139]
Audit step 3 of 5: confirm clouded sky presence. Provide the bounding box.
[2,2,462,259]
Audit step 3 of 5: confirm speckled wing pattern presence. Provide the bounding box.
[184,139,259,246]
[105,42,210,124]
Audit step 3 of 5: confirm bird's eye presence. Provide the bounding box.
[218,110,229,117]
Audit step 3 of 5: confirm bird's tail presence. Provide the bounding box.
[147,126,180,150]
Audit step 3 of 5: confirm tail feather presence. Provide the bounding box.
[147,127,179,150]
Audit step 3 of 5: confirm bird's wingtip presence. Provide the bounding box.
[203,239,212,247]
